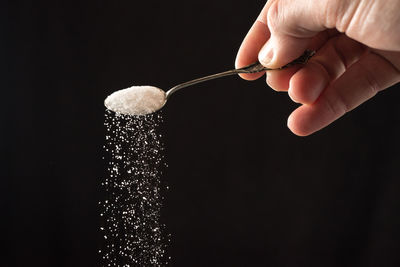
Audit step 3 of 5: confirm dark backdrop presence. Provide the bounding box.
[2,1,400,266]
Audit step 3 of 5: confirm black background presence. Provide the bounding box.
[2,1,400,266]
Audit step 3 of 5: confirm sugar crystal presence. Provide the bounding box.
[104,86,166,116]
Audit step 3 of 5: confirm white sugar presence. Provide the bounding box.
[104,85,166,116]
[100,110,169,265]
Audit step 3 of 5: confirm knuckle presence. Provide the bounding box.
[320,0,340,29]
[324,92,348,117]
[344,0,400,50]
[266,0,281,32]
[334,0,361,33]
[267,0,323,38]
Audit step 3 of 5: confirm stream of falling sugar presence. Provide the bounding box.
[100,109,169,266]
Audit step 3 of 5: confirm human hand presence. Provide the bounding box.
[235,0,400,136]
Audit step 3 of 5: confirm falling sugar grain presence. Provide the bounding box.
[100,95,169,266]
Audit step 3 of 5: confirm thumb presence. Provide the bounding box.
[258,0,338,68]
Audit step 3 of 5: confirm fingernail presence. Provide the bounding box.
[258,41,274,67]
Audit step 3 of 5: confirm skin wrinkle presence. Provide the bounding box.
[346,0,383,49]
[324,52,392,118]
[382,1,400,34]
[289,35,367,105]
[322,91,347,120]
[355,56,380,97]
[321,0,337,29]
[270,0,319,38]
[319,42,346,78]
[333,37,366,68]
[267,0,280,34]
[348,0,400,50]
[331,39,348,69]
[362,71,381,98]
[330,35,367,70]
[308,60,335,84]
[312,36,350,79]
[355,0,377,43]
[334,0,361,33]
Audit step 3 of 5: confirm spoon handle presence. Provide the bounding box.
[237,49,315,73]
[165,50,315,100]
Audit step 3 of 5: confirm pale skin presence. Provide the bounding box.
[235,0,400,136]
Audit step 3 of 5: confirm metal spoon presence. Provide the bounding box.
[104,50,315,116]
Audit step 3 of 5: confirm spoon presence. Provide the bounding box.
[104,50,315,116]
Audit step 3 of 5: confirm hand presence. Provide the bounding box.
[235,0,400,136]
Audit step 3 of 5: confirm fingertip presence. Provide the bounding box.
[288,62,329,105]
[287,107,314,137]
[287,113,306,137]
[288,76,315,104]
[235,57,261,80]
[238,72,265,81]
[288,84,300,103]
[267,65,302,92]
